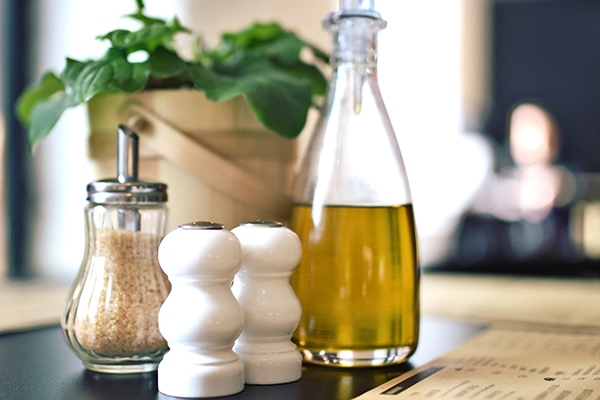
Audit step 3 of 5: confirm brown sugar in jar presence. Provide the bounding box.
[73,229,169,357]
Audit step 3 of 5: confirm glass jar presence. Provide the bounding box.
[61,126,170,373]
[290,0,420,367]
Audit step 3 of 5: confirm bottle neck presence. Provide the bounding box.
[324,15,386,114]
[325,15,385,70]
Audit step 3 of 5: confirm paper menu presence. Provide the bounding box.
[355,329,600,399]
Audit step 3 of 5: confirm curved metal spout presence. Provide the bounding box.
[117,125,139,183]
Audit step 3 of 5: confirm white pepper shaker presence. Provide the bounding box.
[231,220,303,385]
[157,221,245,398]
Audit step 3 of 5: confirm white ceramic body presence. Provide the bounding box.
[231,221,303,385]
[157,224,245,398]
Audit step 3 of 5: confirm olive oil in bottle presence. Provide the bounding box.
[291,204,419,365]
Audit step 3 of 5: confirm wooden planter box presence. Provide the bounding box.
[87,89,296,230]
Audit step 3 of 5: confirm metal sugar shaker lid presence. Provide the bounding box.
[87,125,168,204]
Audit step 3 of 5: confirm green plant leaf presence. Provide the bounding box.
[186,23,327,138]
[221,22,286,53]
[207,22,291,64]
[254,33,327,96]
[186,64,240,101]
[244,74,312,138]
[125,12,166,26]
[207,25,327,98]
[123,0,166,26]
[263,32,305,65]
[61,48,151,102]
[99,18,188,53]
[188,59,312,138]
[144,45,193,89]
[15,71,64,126]
[277,61,327,97]
[148,46,188,79]
[27,91,79,150]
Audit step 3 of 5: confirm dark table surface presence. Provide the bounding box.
[0,316,483,400]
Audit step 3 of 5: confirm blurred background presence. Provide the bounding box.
[0,0,598,281]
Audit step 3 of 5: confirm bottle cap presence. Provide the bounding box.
[240,220,284,228]
[179,221,224,230]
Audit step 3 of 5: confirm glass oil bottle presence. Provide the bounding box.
[290,0,420,367]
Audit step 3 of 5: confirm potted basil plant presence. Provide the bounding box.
[15,0,328,151]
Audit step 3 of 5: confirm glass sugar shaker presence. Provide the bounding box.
[62,125,170,374]
[290,0,420,367]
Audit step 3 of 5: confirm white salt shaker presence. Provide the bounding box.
[157,221,245,398]
[231,220,303,385]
